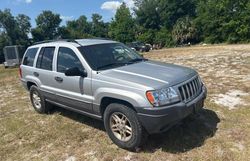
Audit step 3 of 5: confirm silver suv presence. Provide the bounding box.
[20,39,207,150]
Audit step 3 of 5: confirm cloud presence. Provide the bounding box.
[60,15,74,21]
[123,0,135,9]
[14,0,32,4]
[101,0,135,12]
[101,1,122,11]
[25,0,32,3]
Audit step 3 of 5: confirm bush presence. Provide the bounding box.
[155,28,175,47]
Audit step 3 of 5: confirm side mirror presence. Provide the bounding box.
[65,67,87,77]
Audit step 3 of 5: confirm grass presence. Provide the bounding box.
[0,44,250,161]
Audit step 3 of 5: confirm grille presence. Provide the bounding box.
[178,76,202,102]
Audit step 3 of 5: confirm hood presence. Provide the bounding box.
[99,60,197,89]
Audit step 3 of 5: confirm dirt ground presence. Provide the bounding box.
[0,44,250,161]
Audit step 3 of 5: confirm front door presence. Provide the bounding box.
[53,46,92,112]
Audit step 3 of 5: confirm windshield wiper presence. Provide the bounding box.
[129,58,148,63]
[96,62,132,70]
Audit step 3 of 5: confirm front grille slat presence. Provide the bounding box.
[191,81,196,95]
[189,82,194,97]
[178,76,202,102]
[194,78,199,91]
[181,86,186,100]
[186,83,190,98]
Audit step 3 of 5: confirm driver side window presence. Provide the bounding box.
[57,47,84,73]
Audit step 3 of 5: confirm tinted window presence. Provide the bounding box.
[36,47,55,71]
[57,47,84,73]
[23,48,38,66]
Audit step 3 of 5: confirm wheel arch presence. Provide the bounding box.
[100,97,137,117]
[27,81,38,90]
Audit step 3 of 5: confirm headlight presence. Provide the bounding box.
[146,87,180,107]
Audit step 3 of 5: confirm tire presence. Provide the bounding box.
[104,103,147,151]
[30,85,51,114]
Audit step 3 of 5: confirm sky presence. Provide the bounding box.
[0,0,135,27]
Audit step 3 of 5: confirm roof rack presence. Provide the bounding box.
[33,39,81,45]
[87,37,112,40]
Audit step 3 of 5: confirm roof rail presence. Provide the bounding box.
[87,37,112,40]
[33,39,81,45]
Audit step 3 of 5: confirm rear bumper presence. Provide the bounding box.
[137,86,207,134]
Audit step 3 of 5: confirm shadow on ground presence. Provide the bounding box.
[50,107,105,132]
[50,106,219,153]
[141,108,220,153]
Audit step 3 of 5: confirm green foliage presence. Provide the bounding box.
[0,9,17,45]
[91,14,109,38]
[195,0,250,44]
[0,9,31,63]
[66,15,92,39]
[0,9,31,46]
[109,3,135,43]
[15,14,31,46]
[31,10,61,41]
[159,0,196,29]
[0,33,9,63]
[172,16,198,45]
[155,28,174,47]
[137,29,156,44]
[135,0,161,30]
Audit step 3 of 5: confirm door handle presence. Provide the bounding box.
[33,72,39,77]
[55,76,63,82]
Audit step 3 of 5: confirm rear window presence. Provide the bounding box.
[36,47,55,71]
[22,48,39,66]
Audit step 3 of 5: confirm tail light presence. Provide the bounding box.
[19,66,22,78]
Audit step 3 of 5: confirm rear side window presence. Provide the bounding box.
[23,48,38,66]
[36,47,55,71]
[57,47,84,73]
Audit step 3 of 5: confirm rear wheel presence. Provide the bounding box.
[104,103,147,151]
[30,85,51,114]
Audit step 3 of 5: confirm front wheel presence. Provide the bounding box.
[104,103,147,151]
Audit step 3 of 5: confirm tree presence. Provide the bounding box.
[159,0,196,29]
[195,0,250,43]
[172,16,198,45]
[0,33,9,63]
[91,13,108,38]
[136,28,156,44]
[57,26,71,39]
[0,9,18,45]
[0,9,31,62]
[109,3,135,43]
[15,14,31,45]
[32,10,61,41]
[155,28,174,47]
[135,0,161,30]
[66,15,92,38]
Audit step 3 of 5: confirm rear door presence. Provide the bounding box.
[34,46,58,101]
[53,46,93,112]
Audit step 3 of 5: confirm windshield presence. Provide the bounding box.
[78,43,146,70]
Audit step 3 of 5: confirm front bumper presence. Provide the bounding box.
[137,86,207,134]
